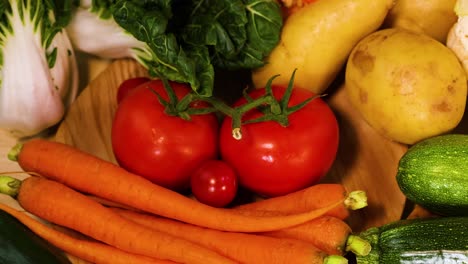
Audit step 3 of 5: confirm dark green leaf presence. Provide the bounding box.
[112,0,171,42]
[90,0,116,19]
[212,0,282,69]
[112,0,214,96]
[0,0,74,69]
[181,0,247,59]
[51,0,75,28]
[184,44,214,96]
[212,43,265,69]
[42,0,75,67]
[0,0,9,67]
[47,47,58,68]
[81,0,281,96]
[244,0,282,56]
[141,34,213,96]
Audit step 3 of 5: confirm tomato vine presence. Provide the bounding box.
[153,70,324,140]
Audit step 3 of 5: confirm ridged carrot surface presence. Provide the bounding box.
[0,204,176,264]
[17,177,237,264]
[114,208,334,264]
[15,139,344,232]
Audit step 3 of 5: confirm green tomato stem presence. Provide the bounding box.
[198,93,281,140]
[151,70,320,141]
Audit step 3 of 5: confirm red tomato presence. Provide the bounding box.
[190,159,238,207]
[219,85,339,197]
[116,77,151,104]
[111,80,219,191]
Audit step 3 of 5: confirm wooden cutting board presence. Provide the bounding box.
[54,58,409,232]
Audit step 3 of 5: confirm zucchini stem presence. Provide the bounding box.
[345,234,372,256]
[344,191,368,210]
[324,255,349,264]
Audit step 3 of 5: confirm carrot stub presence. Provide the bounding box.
[260,215,370,256]
[236,183,368,220]
[11,139,346,232]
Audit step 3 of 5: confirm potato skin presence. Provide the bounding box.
[345,28,467,145]
[383,0,457,43]
[251,0,394,94]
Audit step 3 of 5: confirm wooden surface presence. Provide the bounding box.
[54,58,409,232]
[54,59,148,164]
[326,87,408,230]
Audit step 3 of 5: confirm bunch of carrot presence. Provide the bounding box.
[0,139,371,264]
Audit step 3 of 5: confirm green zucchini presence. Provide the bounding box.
[396,134,468,216]
[0,209,71,264]
[356,216,468,263]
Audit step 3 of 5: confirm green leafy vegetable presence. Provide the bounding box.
[180,0,248,60]
[111,0,213,95]
[67,0,283,97]
[0,0,78,138]
[194,0,283,70]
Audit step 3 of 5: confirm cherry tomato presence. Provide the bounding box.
[219,85,339,197]
[116,77,151,104]
[190,159,238,207]
[111,80,219,191]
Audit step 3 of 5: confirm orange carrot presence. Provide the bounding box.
[6,176,237,264]
[406,204,437,219]
[0,203,175,264]
[236,184,367,220]
[112,208,349,264]
[263,216,350,255]
[11,139,346,232]
[260,216,370,256]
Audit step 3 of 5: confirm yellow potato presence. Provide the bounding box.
[345,28,467,145]
[251,0,394,94]
[383,0,458,43]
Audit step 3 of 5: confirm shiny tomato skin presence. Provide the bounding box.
[190,160,238,208]
[116,77,151,104]
[111,80,219,191]
[219,85,339,197]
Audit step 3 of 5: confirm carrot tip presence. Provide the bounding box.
[344,191,368,210]
[345,235,372,256]
[7,143,23,162]
[324,255,349,264]
[0,175,21,197]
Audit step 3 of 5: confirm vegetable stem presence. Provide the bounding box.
[8,143,23,162]
[344,191,368,210]
[323,255,349,264]
[146,70,322,141]
[195,93,280,140]
[345,235,372,256]
[0,175,22,197]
